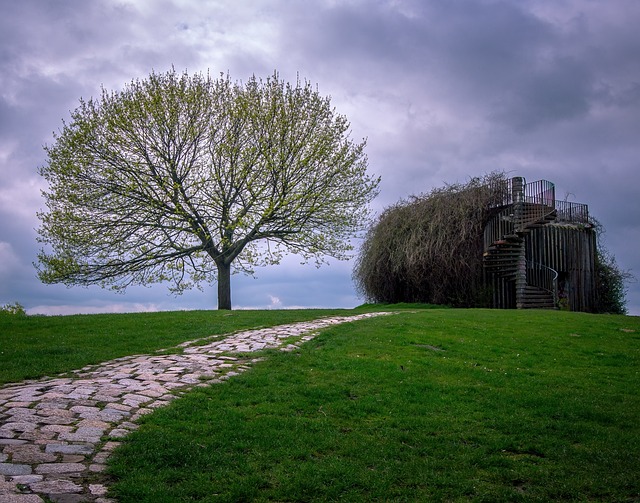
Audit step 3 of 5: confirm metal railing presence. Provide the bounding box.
[484,206,515,251]
[488,177,555,207]
[483,201,555,251]
[484,177,590,252]
[526,260,559,306]
[555,200,589,224]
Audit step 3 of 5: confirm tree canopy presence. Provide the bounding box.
[36,69,379,309]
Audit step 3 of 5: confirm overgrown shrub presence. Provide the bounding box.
[594,249,633,314]
[0,302,27,316]
[588,219,633,314]
[353,172,507,307]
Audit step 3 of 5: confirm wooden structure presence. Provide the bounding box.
[483,177,596,311]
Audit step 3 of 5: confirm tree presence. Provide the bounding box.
[590,220,634,314]
[36,70,379,309]
[594,250,631,314]
[353,173,506,307]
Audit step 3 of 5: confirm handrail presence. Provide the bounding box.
[483,201,555,251]
[555,200,589,224]
[484,177,589,252]
[483,206,515,251]
[488,177,554,207]
[526,260,558,306]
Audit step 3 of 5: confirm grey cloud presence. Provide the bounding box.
[489,56,594,131]
[1,0,638,314]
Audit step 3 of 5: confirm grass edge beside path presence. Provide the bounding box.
[0,308,382,385]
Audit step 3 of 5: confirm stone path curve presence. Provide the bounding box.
[0,312,389,503]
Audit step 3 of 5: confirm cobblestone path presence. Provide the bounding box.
[0,312,389,502]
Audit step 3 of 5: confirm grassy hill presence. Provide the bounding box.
[2,307,639,501]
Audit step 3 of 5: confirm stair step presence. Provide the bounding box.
[488,244,520,252]
[503,234,522,242]
[520,285,556,309]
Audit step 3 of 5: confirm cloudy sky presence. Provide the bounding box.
[1,0,639,315]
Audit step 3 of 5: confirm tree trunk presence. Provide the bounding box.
[216,260,232,310]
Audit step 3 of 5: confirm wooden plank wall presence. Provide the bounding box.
[526,224,597,311]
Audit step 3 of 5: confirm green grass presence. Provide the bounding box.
[103,309,640,502]
[2,306,639,501]
[0,308,350,385]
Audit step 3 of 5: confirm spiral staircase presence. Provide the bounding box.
[483,178,559,309]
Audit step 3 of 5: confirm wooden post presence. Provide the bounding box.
[512,176,525,231]
[511,177,527,308]
[515,242,526,309]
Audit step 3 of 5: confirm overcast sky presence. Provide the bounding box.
[1,0,638,315]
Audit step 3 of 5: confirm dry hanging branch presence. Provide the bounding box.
[353,172,507,306]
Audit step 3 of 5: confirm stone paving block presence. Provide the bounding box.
[136,388,165,398]
[97,385,126,395]
[61,455,85,463]
[162,382,183,389]
[179,376,201,384]
[35,408,74,418]
[1,423,38,433]
[155,374,180,382]
[75,427,104,437]
[41,425,73,434]
[47,493,90,503]
[3,445,57,463]
[57,432,101,444]
[121,393,150,405]
[36,416,76,426]
[34,401,68,410]
[95,410,128,422]
[0,440,27,446]
[68,406,99,416]
[0,494,45,503]
[5,409,36,418]
[9,474,44,485]
[29,479,83,494]
[144,400,168,410]
[89,484,107,496]
[75,419,110,430]
[35,462,85,474]
[45,445,93,456]
[0,477,17,492]
[103,403,130,413]
[101,442,121,452]
[118,422,137,431]
[0,463,32,476]
[4,402,35,409]
[107,429,128,439]
[75,386,96,395]
[115,379,145,390]
[63,392,94,401]
[72,399,98,408]
[18,430,58,442]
